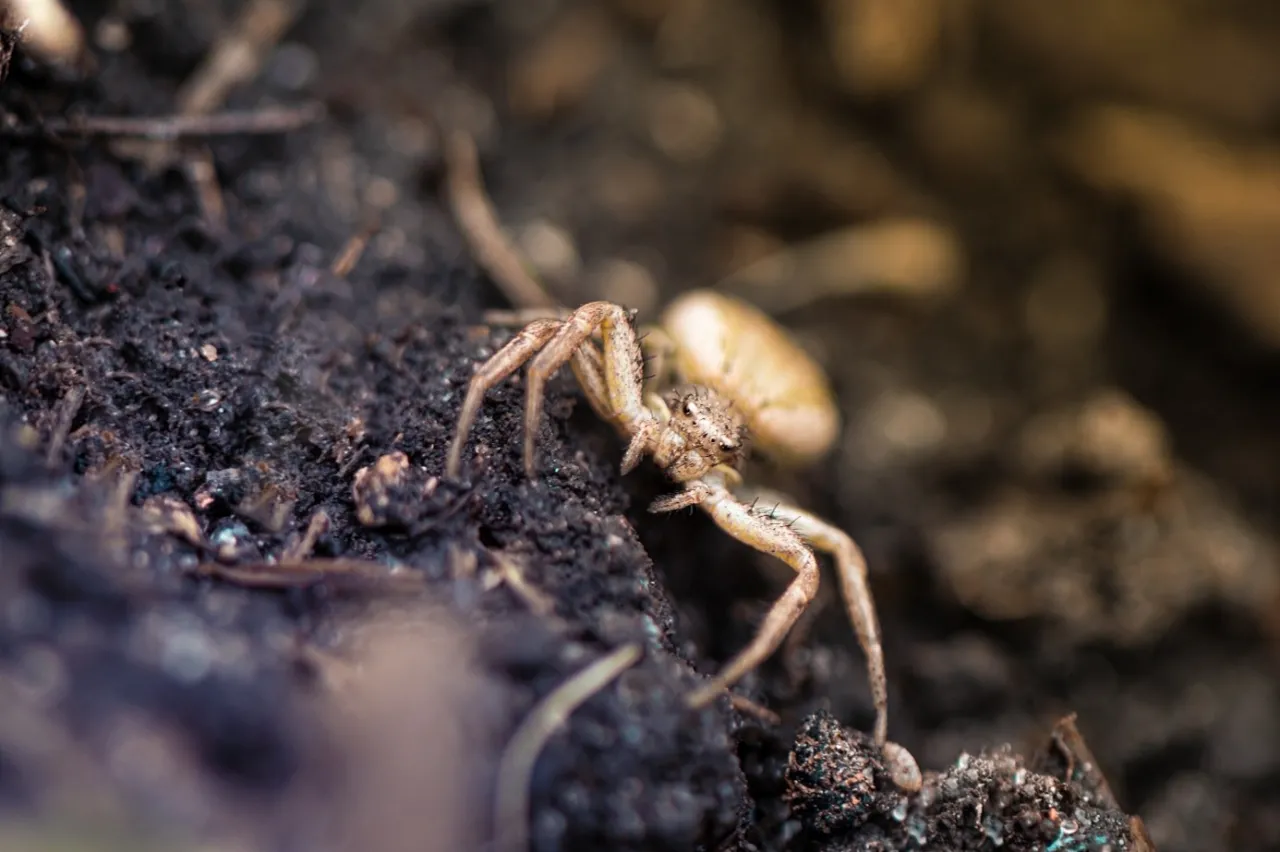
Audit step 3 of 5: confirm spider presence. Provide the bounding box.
[443,288,921,790]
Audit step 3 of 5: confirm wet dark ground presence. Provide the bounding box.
[2,1,1280,851]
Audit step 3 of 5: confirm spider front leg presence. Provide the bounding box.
[570,339,671,432]
[522,302,658,477]
[567,341,616,426]
[446,318,562,479]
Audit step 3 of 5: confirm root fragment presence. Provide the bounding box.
[493,643,643,852]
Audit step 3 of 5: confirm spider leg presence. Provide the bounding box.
[729,487,921,791]
[507,315,672,395]
[569,341,616,426]
[524,302,657,478]
[445,318,561,479]
[664,478,922,791]
[734,486,887,745]
[649,485,707,513]
[659,479,821,713]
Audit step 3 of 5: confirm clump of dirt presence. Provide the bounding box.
[785,711,1141,852]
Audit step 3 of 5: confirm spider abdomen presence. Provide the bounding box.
[661,290,840,467]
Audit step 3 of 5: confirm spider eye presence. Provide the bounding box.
[720,441,735,453]
[682,399,695,416]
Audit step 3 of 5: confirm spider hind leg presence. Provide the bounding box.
[669,482,821,711]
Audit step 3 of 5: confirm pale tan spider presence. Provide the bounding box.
[444,288,921,790]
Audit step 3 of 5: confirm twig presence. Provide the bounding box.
[330,214,382,278]
[174,0,303,118]
[191,558,424,593]
[0,102,326,140]
[494,643,643,852]
[101,466,138,564]
[729,694,781,725]
[491,550,557,617]
[443,129,558,310]
[282,509,331,561]
[715,218,962,314]
[185,147,227,232]
[1046,713,1118,809]
[45,383,84,466]
[122,0,308,227]
[335,444,369,479]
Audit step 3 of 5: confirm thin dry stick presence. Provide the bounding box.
[101,467,138,564]
[185,148,227,232]
[175,0,302,118]
[443,129,558,310]
[729,694,781,726]
[1,103,326,140]
[192,558,424,593]
[1048,713,1118,808]
[45,383,85,466]
[282,508,331,561]
[494,643,643,852]
[123,0,306,227]
[491,550,557,617]
[330,214,382,278]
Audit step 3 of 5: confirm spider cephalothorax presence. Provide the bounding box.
[652,386,750,483]
[444,290,921,791]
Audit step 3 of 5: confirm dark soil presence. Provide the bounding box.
[2,2,1279,851]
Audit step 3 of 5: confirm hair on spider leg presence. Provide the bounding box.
[765,504,799,530]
